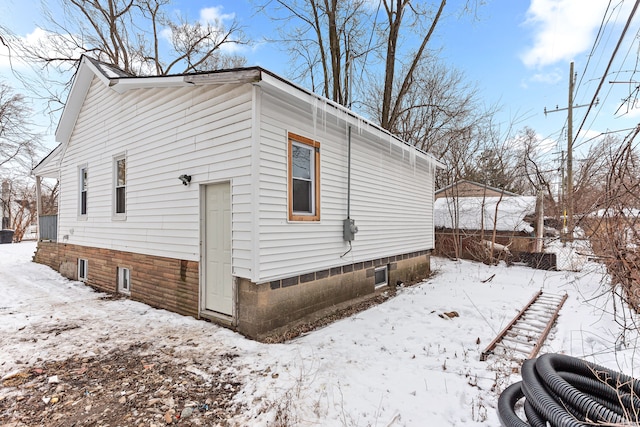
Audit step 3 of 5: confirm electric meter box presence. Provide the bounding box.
[343,218,358,241]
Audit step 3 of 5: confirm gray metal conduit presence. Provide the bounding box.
[497,353,640,426]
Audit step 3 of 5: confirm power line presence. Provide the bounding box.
[573,126,638,150]
[574,0,614,102]
[609,25,640,116]
[576,6,640,142]
[574,0,640,142]
[573,0,628,112]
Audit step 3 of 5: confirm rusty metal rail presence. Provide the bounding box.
[480,291,568,361]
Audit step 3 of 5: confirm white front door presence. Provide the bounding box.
[204,182,233,315]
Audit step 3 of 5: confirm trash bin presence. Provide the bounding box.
[0,229,14,244]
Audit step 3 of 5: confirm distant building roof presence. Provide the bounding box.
[434,196,537,233]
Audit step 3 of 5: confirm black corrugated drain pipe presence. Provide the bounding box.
[498,353,640,426]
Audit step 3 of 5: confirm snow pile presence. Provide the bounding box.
[1,241,638,426]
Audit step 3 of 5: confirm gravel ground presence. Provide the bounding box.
[1,342,244,427]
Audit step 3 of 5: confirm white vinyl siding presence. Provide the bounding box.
[55,70,437,285]
[57,78,253,272]
[255,89,435,281]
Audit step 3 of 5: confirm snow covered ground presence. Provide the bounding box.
[1,241,638,426]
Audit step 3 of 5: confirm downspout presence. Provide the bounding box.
[342,125,358,256]
[342,50,358,250]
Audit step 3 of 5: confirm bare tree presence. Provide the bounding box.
[572,135,627,216]
[0,82,43,240]
[21,0,248,75]
[2,0,248,117]
[39,179,59,216]
[260,0,497,192]
[0,174,59,242]
[366,58,489,152]
[0,82,41,171]
[261,0,373,107]
[260,0,482,126]
[579,127,640,324]
[430,100,519,193]
[467,147,520,192]
[509,127,556,194]
[154,6,248,74]
[1,177,38,241]
[379,0,446,130]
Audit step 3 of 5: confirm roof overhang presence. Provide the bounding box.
[32,143,62,178]
[54,57,102,145]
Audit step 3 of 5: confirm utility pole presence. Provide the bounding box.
[544,61,595,241]
[567,61,574,241]
[557,150,565,233]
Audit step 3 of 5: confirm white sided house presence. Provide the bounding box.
[33,56,442,339]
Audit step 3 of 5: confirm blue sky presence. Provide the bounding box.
[2,0,640,164]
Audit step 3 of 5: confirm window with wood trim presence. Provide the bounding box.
[114,155,126,216]
[288,133,320,221]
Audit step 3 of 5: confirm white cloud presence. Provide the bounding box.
[160,6,243,54]
[0,27,83,70]
[520,0,620,68]
[159,26,173,43]
[530,69,562,84]
[519,69,561,90]
[200,6,243,54]
[199,6,235,25]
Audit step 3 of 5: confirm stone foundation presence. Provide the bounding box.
[34,242,431,339]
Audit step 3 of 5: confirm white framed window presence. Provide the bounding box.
[374,266,388,288]
[117,267,131,294]
[78,258,88,282]
[113,154,126,218]
[288,132,320,221]
[79,165,88,216]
